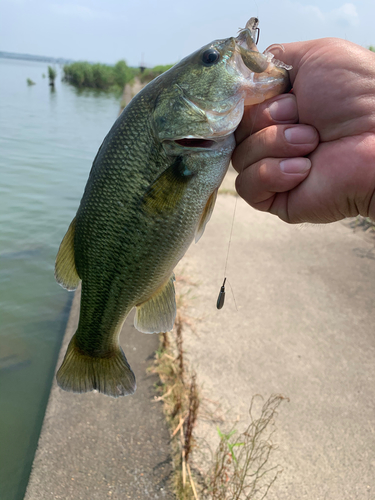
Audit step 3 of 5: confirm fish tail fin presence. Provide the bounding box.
[56,335,136,398]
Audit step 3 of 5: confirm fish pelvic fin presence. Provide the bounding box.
[134,274,176,333]
[56,336,136,398]
[55,217,81,291]
[195,188,218,243]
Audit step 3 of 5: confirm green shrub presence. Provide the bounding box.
[138,63,174,83]
[113,60,134,87]
[63,60,136,90]
[63,60,175,90]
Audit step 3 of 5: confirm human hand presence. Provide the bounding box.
[233,38,375,223]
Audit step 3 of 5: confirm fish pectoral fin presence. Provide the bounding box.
[55,217,81,291]
[56,335,136,398]
[195,189,218,243]
[142,156,194,215]
[134,274,176,333]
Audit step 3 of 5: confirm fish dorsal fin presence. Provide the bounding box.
[142,156,194,215]
[55,217,81,291]
[195,189,218,243]
[134,274,176,333]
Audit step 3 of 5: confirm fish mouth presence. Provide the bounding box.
[174,138,216,149]
[159,19,291,152]
[235,18,291,73]
[162,134,235,156]
[234,19,292,102]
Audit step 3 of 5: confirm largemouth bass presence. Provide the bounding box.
[55,18,290,397]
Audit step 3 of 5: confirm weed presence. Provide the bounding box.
[48,66,56,86]
[152,318,287,500]
[151,315,200,499]
[26,78,35,86]
[346,215,375,243]
[354,215,375,233]
[184,374,199,463]
[216,428,244,464]
[205,394,288,500]
[176,318,184,379]
[151,272,287,499]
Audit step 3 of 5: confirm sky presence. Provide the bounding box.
[0,0,374,67]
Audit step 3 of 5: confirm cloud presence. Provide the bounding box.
[327,3,359,27]
[303,5,325,22]
[297,2,359,28]
[49,3,115,21]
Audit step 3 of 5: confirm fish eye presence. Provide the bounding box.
[201,49,220,66]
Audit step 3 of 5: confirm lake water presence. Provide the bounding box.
[0,58,121,500]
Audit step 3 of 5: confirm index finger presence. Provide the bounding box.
[235,93,298,144]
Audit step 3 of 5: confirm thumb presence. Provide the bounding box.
[274,41,315,85]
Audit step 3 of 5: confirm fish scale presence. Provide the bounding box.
[54,19,290,397]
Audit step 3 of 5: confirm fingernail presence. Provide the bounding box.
[284,126,317,144]
[280,158,311,174]
[269,95,297,122]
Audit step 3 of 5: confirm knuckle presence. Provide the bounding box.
[257,161,274,185]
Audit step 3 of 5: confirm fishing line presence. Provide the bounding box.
[216,101,261,310]
[216,195,238,310]
[223,195,238,279]
[216,193,238,310]
[226,277,238,311]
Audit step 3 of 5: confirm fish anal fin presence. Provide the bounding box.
[195,189,218,243]
[134,275,176,333]
[142,157,194,215]
[56,335,136,398]
[55,217,80,291]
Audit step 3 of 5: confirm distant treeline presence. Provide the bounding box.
[0,50,73,64]
[63,60,174,90]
